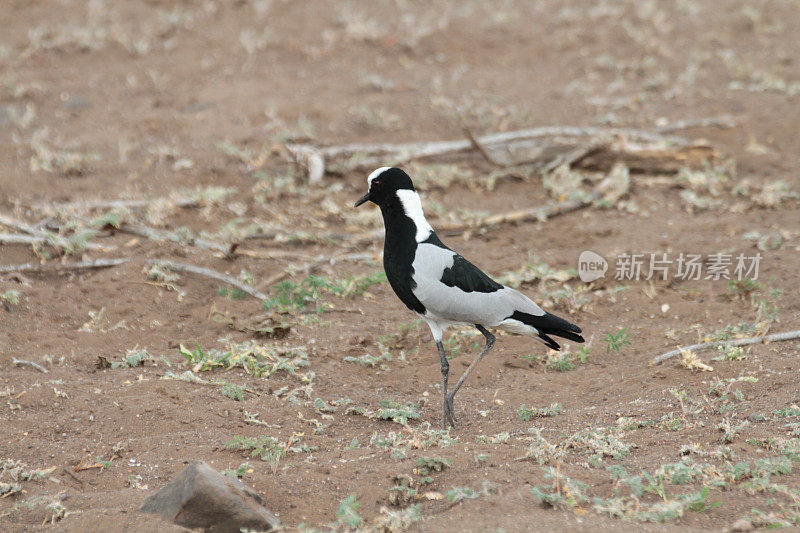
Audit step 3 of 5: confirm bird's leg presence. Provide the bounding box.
[445,325,495,422]
[437,340,456,429]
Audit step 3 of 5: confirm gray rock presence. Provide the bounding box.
[140,461,279,532]
[730,518,754,532]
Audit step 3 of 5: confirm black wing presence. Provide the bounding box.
[422,233,503,294]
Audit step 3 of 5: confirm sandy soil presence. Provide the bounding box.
[1,1,799,531]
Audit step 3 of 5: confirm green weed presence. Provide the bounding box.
[414,456,451,485]
[336,493,362,529]
[545,352,574,372]
[221,462,253,479]
[518,403,563,421]
[1,290,20,309]
[603,328,631,354]
[446,481,498,503]
[329,271,386,298]
[376,399,420,426]
[220,383,246,401]
[112,348,152,368]
[217,286,247,299]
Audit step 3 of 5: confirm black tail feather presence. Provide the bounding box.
[509,310,585,351]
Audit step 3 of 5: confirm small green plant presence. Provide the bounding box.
[225,436,285,468]
[545,352,574,372]
[376,399,420,426]
[446,481,498,503]
[1,290,20,310]
[179,341,311,380]
[728,278,760,299]
[343,352,391,368]
[336,493,362,528]
[387,474,417,506]
[220,383,245,401]
[442,330,481,359]
[603,328,631,354]
[567,427,633,465]
[217,286,247,299]
[263,275,334,314]
[112,348,152,368]
[773,406,800,418]
[221,462,253,479]
[414,456,451,484]
[712,344,749,361]
[518,403,563,421]
[577,345,590,363]
[518,427,563,465]
[531,467,588,508]
[329,271,387,298]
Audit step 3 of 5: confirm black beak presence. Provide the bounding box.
[354,192,371,207]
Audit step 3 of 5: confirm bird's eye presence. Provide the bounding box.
[372,180,380,188]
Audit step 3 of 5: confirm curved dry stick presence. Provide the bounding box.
[145,259,268,301]
[651,329,800,366]
[119,223,229,253]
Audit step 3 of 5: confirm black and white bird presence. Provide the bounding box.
[354,167,584,429]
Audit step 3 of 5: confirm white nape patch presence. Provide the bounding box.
[367,166,391,186]
[396,189,433,242]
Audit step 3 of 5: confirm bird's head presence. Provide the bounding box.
[354,167,415,208]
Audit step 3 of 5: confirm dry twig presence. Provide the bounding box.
[12,358,49,373]
[118,223,229,253]
[29,195,202,215]
[144,259,268,300]
[287,123,722,178]
[0,214,108,251]
[651,329,800,365]
[0,258,130,275]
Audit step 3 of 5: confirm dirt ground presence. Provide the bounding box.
[1,1,799,531]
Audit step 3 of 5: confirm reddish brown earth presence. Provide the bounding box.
[1,1,799,532]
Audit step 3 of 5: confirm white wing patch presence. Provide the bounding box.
[396,189,433,242]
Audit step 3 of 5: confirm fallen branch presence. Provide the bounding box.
[464,127,509,167]
[288,122,726,179]
[259,254,330,289]
[119,223,230,253]
[457,192,598,230]
[651,329,800,366]
[0,214,108,251]
[0,234,46,245]
[302,125,686,159]
[12,358,49,373]
[656,115,736,133]
[350,192,596,245]
[258,251,375,289]
[29,195,203,215]
[145,259,268,301]
[0,257,130,275]
[354,167,624,243]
